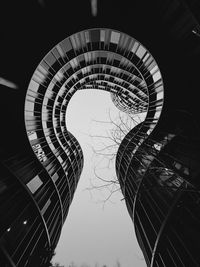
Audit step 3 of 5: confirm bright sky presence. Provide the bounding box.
[52,89,146,267]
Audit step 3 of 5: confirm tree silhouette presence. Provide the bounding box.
[87,110,145,205]
[87,108,194,205]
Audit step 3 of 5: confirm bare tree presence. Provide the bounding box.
[86,110,145,205]
[90,110,144,165]
[87,108,193,204]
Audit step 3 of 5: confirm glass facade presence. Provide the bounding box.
[116,111,200,266]
[1,22,200,267]
[0,28,164,266]
[21,28,165,267]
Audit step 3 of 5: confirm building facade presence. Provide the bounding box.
[0,27,163,266]
[0,135,83,266]
[1,0,200,266]
[116,110,200,266]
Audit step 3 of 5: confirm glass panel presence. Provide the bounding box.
[70,35,77,50]
[29,80,40,92]
[136,45,146,58]
[28,131,37,141]
[60,38,73,53]
[25,101,34,111]
[45,52,57,67]
[41,199,51,215]
[111,31,120,44]
[100,29,106,42]
[56,44,64,57]
[153,71,161,82]
[131,41,139,53]
[26,175,43,194]
[52,173,59,182]
[150,65,159,75]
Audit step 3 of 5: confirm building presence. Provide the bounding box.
[0,0,200,266]
[116,109,200,266]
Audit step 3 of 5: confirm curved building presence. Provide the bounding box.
[1,1,200,267]
[0,28,163,266]
[116,110,200,266]
[0,133,83,267]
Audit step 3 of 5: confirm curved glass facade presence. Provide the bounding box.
[0,152,60,266]
[9,24,200,267]
[1,1,200,266]
[22,28,164,267]
[116,110,200,266]
[25,28,164,181]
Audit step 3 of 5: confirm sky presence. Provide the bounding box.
[52,89,146,267]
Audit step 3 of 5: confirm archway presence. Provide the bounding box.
[24,28,164,265]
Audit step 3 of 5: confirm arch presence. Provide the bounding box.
[24,28,164,259]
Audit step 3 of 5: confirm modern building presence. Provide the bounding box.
[0,1,200,266]
[22,27,163,266]
[116,109,200,266]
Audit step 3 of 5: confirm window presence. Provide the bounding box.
[136,45,146,59]
[153,71,161,82]
[111,31,120,44]
[25,101,34,111]
[52,173,59,182]
[28,80,40,93]
[28,131,37,141]
[131,41,139,53]
[26,175,43,194]
[41,199,51,215]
